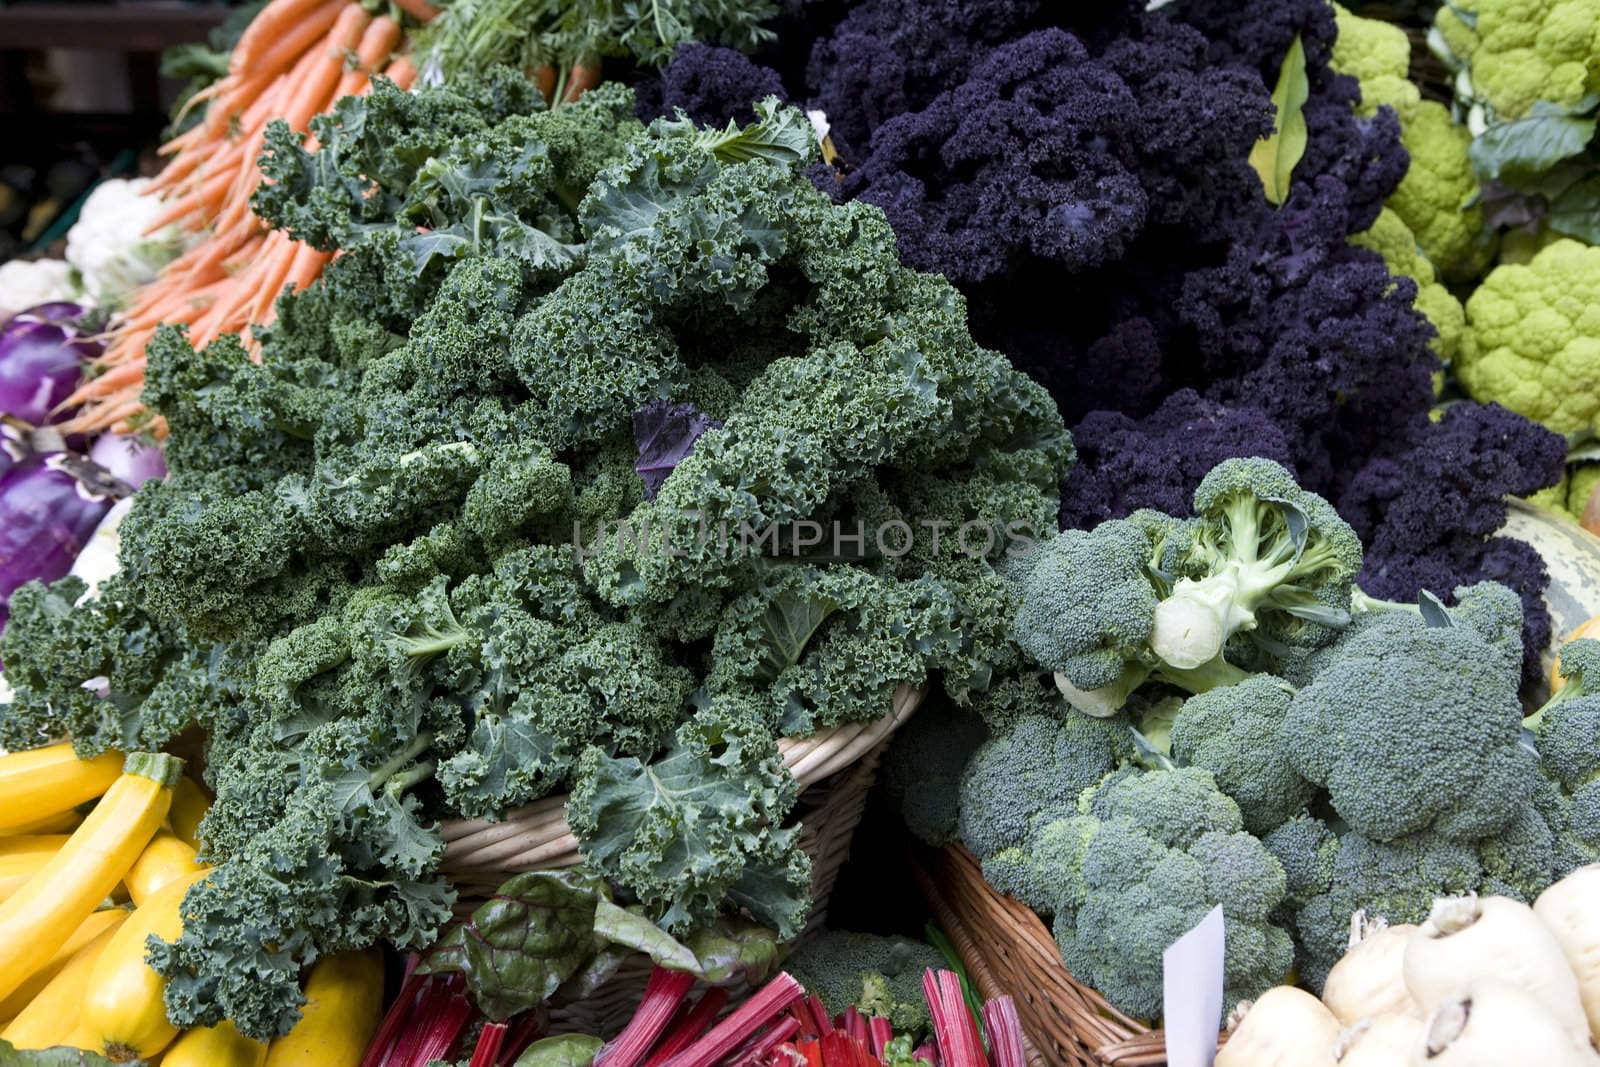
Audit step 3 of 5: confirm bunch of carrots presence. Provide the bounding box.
[59,0,439,437]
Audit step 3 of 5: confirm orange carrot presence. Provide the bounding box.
[533,64,557,103]
[141,166,235,235]
[203,0,346,137]
[243,236,302,326]
[390,0,440,23]
[563,61,601,103]
[230,0,330,74]
[382,54,417,89]
[333,15,401,100]
[280,5,372,134]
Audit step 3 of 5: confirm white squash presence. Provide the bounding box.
[1323,912,1421,1024]
[1415,979,1600,1067]
[1215,986,1340,1067]
[1536,865,1600,1044]
[1332,1014,1422,1066]
[1403,895,1588,1045]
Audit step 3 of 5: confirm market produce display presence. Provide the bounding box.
[4,0,1600,1063]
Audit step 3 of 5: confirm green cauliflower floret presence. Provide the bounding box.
[957,712,1135,859]
[1155,459,1363,671]
[1458,239,1600,437]
[1282,611,1537,842]
[880,697,987,848]
[1334,6,1491,283]
[1529,461,1600,522]
[1051,768,1293,1021]
[783,931,944,1040]
[1433,0,1600,121]
[1169,676,1315,836]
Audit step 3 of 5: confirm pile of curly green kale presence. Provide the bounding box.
[0,72,1070,1040]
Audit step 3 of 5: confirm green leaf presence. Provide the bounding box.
[753,588,840,683]
[687,98,818,165]
[1470,101,1599,185]
[0,1042,135,1066]
[590,899,700,972]
[683,917,782,986]
[419,868,610,1021]
[513,1034,604,1067]
[1249,35,1310,207]
[1551,173,1600,244]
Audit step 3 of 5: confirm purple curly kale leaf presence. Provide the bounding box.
[634,399,722,501]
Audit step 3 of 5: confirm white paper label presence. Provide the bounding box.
[1163,905,1226,1067]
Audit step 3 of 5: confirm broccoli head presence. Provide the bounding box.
[1170,676,1315,836]
[1152,459,1363,672]
[782,930,944,1040]
[880,696,987,848]
[1281,613,1537,842]
[956,711,1136,860]
[1051,767,1294,1021]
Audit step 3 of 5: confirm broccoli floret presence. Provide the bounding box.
[1261,813,1340,911]
[1281,615,1537,842]
[783,931,944,1040]
[880,697,987,847]
[1169,676,1314,836]
[1153,459,1363,670]
[957,712,1135,858]
[1009,519,1161,693]
[981,812,1097,916]
[1052,767,1293,1021]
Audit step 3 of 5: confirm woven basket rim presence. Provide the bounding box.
[439,682,926,877]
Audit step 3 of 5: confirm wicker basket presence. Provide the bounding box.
[436,683,925,1034]
[913,844,1226,1067]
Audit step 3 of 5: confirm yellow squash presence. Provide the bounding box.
[0,743,124,832]
[0,835,69,902]
[3,809,83,836]
[124,830,203,906]
[263,949,384,1067]
[81,867,208,1062]
[167,777,210,851]
[165,1020,269,1067]
[0,751,181,1003]
[1,916,125,1050]
[0,907,127,1020]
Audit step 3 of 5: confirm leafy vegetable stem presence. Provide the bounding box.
[369,733,434,791]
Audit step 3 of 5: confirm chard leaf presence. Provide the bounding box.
[590,899,699,972]
[1469,101,1599,184]
[513,1035,604,1067]
[1249,35,1310,207]
[419,869,609,1021]
[683,918,781,985]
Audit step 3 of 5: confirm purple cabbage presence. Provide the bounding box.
[0,452,121,631]
[89,432,167,491]
[0,303,99,427]
[633,399,722,500]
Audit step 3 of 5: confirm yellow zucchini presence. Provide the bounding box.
[3,809,84,836]
[1,916,124,1050]
[0,744,125,833]
[167,777,210,851]
[123,830,203,907]
[164,1020,268,1067]
[262,949,384,1067]
[82,867,209,1062]
[0,751,181,1003]
[0,907,127,1020]
[0,836,69,902]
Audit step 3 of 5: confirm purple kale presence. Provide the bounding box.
[633,399,722,501]
[652,43,790,127]
[1059,390,1295,527]
[1341,404,1567,684]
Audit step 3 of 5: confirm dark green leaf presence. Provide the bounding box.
[1470,102,1599,184]
[513,1034,604,1067]
[684,98,818,165]
[419,868,610,1021]
[590,900,699,972]
[1249,35,1310,206]
[753,588,840,684]
[1418,590,1454,629]
[0,1042,135,1066]
[1551,174,1600,244]
[683,918,781,985]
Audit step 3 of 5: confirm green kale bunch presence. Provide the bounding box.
[0,73,1072,1041]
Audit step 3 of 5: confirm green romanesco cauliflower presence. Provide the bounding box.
[1457,239,1600,437]
[1433,0,1600,121]
[1334,4,1491,283]
[1351,208,1466,367]
[1529,461,1600,520]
